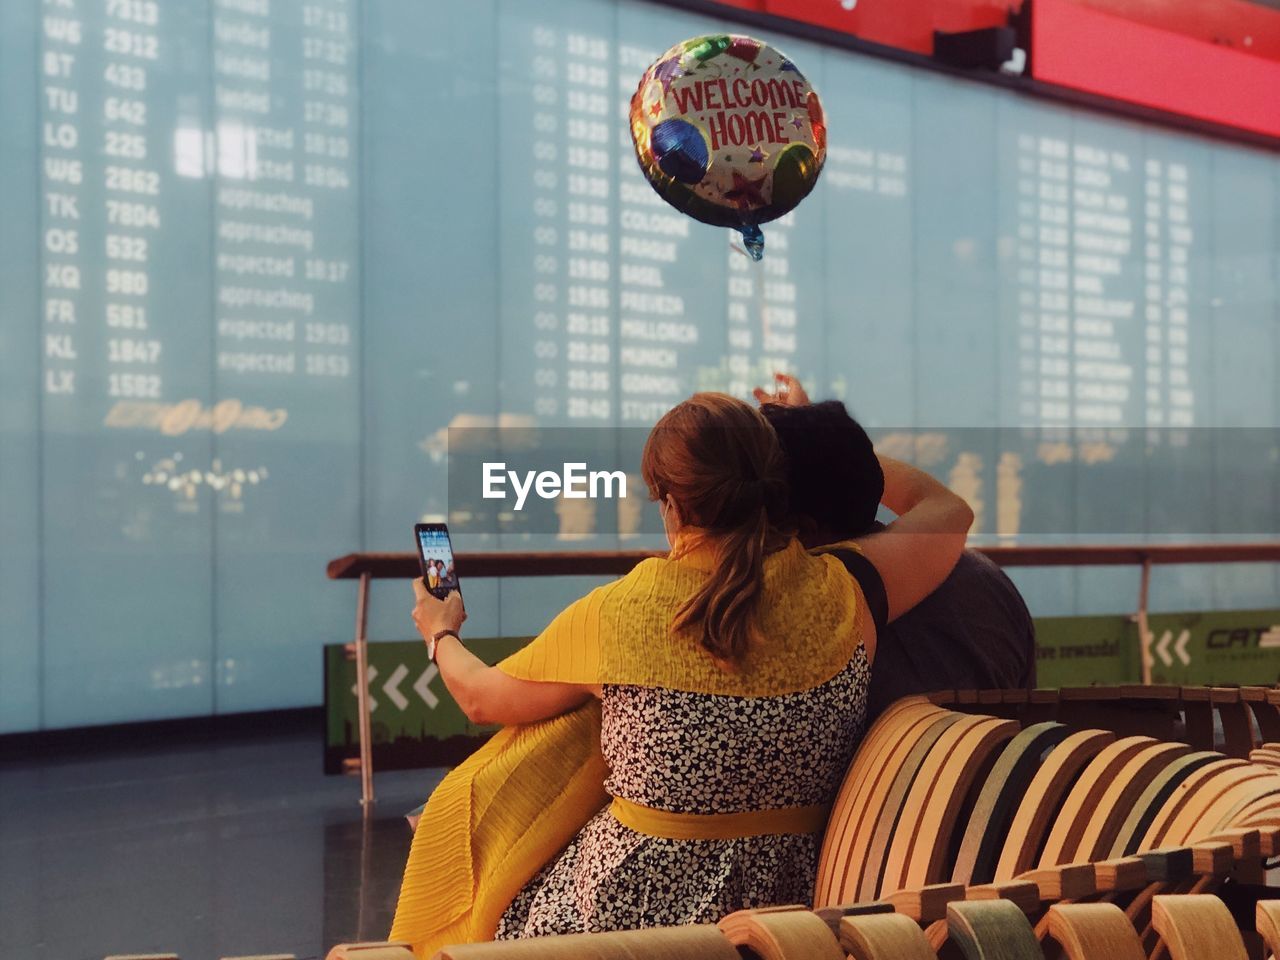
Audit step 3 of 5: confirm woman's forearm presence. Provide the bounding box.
[433,636,594,726]
[433,635,495,723]
[412,582,592,725]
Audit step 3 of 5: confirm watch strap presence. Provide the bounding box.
[429,628,460,661]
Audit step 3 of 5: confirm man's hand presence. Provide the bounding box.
[752,372,811,408]
[411,578,466,642]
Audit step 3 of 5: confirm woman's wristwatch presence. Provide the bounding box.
[427,628,460,661]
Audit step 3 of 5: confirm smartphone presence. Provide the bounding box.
[414,522,460,600]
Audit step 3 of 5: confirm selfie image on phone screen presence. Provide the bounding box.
[415,523,459,600]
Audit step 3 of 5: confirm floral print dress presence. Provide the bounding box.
[495,648,871,937]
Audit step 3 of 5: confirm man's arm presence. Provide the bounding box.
[751,372,973,622]
[855,455,974,621]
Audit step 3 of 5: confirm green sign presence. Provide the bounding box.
[1034,607,1280,688]
[322,635,529,774]
[325,608,1280,773]
[1033,614,1141,687]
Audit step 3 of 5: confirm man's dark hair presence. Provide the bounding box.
[761,400,884,542]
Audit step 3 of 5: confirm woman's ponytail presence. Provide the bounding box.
[642,395,790,665]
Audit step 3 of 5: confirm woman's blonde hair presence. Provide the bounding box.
[641,393,789,663]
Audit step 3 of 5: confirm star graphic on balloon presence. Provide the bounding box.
[649,100,663,118]
[654,56,684,98]
[749,145,768,163]
[791,115,805,130]
[723,170,767,208]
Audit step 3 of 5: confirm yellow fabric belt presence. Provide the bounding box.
[609,796,829,840]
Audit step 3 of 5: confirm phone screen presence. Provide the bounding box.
[415,523,460,600]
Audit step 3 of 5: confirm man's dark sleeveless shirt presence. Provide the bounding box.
[865,549,1036,720]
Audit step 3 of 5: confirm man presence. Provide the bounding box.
[756,375,1035,719]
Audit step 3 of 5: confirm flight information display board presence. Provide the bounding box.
[1,0,1277,732]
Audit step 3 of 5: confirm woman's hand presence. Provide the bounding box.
[752,372,810,408]
[411,578,466,643]
[408,580,594,725]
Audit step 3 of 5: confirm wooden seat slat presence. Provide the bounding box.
[439,925,742,960]
[885,883,966,924]
[1074,741,1190,863]
[814,699,942,907]
[1091,856,1148,893]
[1118,684,1182,700]
[718,908,844,960]
[1155,765,1274,847]
[946,900,1042,960]
[1045,902,1147,960]
[1015,863,1096,902]
[837,914,937,960]
[1137,758,1248,851]
[993,729,1115,881]
[1135,848,1195,884]
[1038,737,1159,868]
[963,880,1042,915]
[326,944,414,960]
[855,713,966,901]
[1186,840,1234,877]
[1255,901,1280,960]
[813,901,893,936]
[1198,777,1280,838]
[1109,751,1222,858]
[1151,893,1249,960]
[882,716,1019,895]
[952,722,1069,886]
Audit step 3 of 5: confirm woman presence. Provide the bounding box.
[396,393,971,945]
[425,559,440,592]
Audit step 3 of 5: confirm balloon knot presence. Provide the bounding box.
[737,225,765,261]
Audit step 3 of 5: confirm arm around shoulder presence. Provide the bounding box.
[854,454,974,622]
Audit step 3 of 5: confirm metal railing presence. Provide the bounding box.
[328,542,1280,806]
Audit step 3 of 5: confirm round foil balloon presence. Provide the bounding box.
[630,34,826,260]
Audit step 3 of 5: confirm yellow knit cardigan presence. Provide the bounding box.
[389,539,864,957]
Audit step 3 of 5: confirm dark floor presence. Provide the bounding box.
[0,723,443,960]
